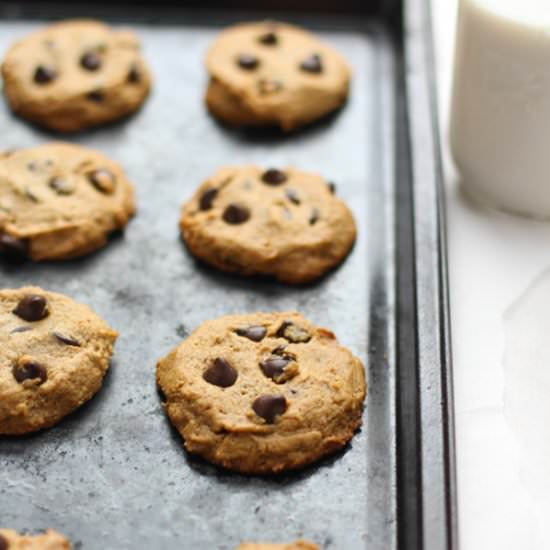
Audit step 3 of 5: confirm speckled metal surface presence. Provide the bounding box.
[0,11,398,550]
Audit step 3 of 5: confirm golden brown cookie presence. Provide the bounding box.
[236,541,319,550]
[1,19,151,132]
[205,21,350,131]
[156,312,366,474]
[179,165,356,284]
[0,143,135,261]
[0,529,70,550]
[0,287,117,435]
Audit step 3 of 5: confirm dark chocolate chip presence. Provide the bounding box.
[258,31,278,45]
[49,177,75,195]
[260,355,293,380]
[235,325,266,342]
[300,54,323,74]
[328,181,336,194]
[88,169,115,194]
[87,89,104,102]
[223,204,250,224]
[277,321,311,343]
[252,394,287,423]
[11,326,33,334]
[257,78,283,95]
[34,65,57,84]
[261,169,287,185]
[309,208,320,225]
[286,188,300,205]
[81,51,102,71]
[237,53,259,70]
[13,294,49,322]
[13,361,47,384]
[199,187,218,210]
[0,533,7,550]
[127,64,141,83]
[0,234,28,261]
[203,357,238,388]
[53,331,81,347]
[272,344,287,355]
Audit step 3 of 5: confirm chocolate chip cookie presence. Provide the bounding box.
[205,21,351,131]
[236,542,319,550]
[179,165,356,284]
[156,312,366,474]
[1,19,151,132]
[0,143,135,261]
[0,287,117,435]
[0,529,71,550]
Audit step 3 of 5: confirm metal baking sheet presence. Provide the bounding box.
[0,1,456,549]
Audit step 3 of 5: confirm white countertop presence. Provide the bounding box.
[432,1,550,548]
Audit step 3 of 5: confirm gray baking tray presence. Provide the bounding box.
[0,1,456,549]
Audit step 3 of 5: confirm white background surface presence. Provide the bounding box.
[432,1,550,548]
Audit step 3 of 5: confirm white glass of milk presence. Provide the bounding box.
[450,0,550,218]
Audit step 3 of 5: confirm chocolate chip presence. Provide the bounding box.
[53,331,81,347]
[81,51,102,71]
[286,189,300,204]
[199,187,218,210]
[272,344,287,355]
[34,65,57,84]
[13,360,47,384]
[252,395,287,423]
[260,355,293,380]
[258,78,283,95]
[127,64,141,83]
[49,177,75,195]
[277,321,311,343]
[258,31,278,45]
[0,234,28,261]
[261,169,287,185]
[203,357,238,388]
[328,181,336,194]
[0,533,7,550]
[10,326,33,334]
[235,325,266,342]
[87,89,104,102]
[237,53,259,70]
[13,294,49,322]
[223,204,250,224]
[309,208,320,225]
[300,54,323,74]
[88,169,115,194]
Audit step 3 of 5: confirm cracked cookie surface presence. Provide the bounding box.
[205,21,350,131]
[1,19,151,132]
[180,165,356,284]
[156,312,366,474]
[0,287,117,435]
[0,530,71,550]
[0,143,135,261]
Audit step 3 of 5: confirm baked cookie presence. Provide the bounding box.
[0,287,117,435]
[179,165,356,284]
[1,19,151,132]
[0,143,135,261]
[205,21,350,131]
[0,529,71,550]
[156,312,366,474]
[236,542,319,550]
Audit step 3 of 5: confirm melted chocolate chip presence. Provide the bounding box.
[257,78,283,95]
[10,326,33,334]
[260,355,293,380]
[223,204,250,224]
[53,331,81,347]
[127,64,141,83]
[88,169,115,194]
[252,394,287,423]
[13,294,49,322]
[0,533,7,550]
[300,54,323,74]
[258,31,278,45]
[235,325,266,342]
[81,51,102,71]
[49,177,75,195]
[203,357,238,388]
[328,181,336,194]
[87,89,104,102]
[199,187,218,210]
[309,208,320,225]
[261,169,287,185]
[277,321,311,343]
[286,189,300,204]
[0,234,28,261]
[34,65,57,84]
[13,361,47,384]
[237,53,259,70]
